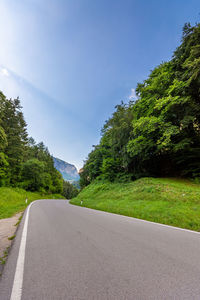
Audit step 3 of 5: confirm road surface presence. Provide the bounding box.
[0,199,200,299]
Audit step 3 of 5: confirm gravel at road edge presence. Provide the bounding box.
[0,212,22,274]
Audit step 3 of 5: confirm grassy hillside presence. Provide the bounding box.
[0,187,64,219]
[70,178,200,231]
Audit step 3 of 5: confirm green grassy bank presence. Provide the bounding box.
[70,178,200,231]
[0,187,64,219]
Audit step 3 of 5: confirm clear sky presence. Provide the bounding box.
[0,0,199,170]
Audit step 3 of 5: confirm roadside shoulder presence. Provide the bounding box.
[0,212,23,275]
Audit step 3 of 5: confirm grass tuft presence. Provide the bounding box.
[8,235,16,241]
[15,215,23,226]
[0,258,6,265]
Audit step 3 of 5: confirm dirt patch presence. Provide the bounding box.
[0,212,22,258]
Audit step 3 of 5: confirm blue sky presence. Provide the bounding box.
[0,0,199,169]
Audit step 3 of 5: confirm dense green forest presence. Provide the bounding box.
[80,23,200,188]
[0,93,63,194]
[62,181,79,199]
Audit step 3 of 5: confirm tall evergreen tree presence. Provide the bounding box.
[1,97,28,184]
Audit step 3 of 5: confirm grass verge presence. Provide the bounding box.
[0,187,64,219]
[70,177,200,231]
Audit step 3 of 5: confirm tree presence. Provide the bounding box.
[1,96,28,184]
[62,181,79,199]
[0,90,63,193]
[80,22,200,186]
[21,159,49,191]
[0,152,9,185]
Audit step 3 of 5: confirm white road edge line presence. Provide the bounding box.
[77,204,200,235]
[10,201,35,300]
[126,215,200,235]
[9,198,200,300]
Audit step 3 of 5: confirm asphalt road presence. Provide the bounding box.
[1,200,200,300]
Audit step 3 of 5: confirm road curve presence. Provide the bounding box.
[1,199,200,299]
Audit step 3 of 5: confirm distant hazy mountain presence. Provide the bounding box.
[53,157,80,181]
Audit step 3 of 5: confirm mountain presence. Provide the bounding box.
[53,157,80,181]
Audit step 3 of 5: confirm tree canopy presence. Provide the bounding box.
[80,23,200,188]
[0,92,63,193]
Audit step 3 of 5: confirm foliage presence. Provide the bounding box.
[0,95,28,184]
[0,92,63,193]
[80,23,200,186]
[71,180,80,190]
[70,177,200,231]
[21,159,50,192]
[62,180,79,199]
[0,152,9,186]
